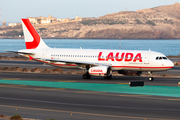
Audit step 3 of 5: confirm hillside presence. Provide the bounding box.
[1,3,180,39]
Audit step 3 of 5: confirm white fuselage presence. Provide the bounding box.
[19,48,174,72]
[18,18,174,80]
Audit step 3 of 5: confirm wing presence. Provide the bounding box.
[40,58,112,67]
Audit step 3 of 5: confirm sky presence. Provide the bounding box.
[0,0,180,24]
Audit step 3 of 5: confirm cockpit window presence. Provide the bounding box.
[156,56,168,60]
[163,57,167,60]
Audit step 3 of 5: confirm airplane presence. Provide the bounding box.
[13,19,174,81]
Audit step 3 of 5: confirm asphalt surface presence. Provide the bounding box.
[0,60,179,75]
[0,60,56,69]
[0,73,180,119]
[0,60,180,119]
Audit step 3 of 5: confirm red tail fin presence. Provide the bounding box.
[21,19,49,49]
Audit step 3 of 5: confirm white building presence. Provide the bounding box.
[40,17,51,24]
[27,17,37,24]
[57,18,70,22]
[28,15,57,24]
[8,23,17,26]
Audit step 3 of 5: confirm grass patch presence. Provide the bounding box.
[146,20,156,26]
[38,28,46,31]
[80,19,127,25]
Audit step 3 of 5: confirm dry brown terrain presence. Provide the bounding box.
[1,3,180,39]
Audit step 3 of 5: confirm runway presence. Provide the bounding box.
[0,60,180,119]
[0,72,180,119]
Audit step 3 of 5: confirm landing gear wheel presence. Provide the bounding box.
[148,71,154,81]
[104,75,112,79]
[83,65,91,79]
[148,77,154,81]
[83,74,91,79]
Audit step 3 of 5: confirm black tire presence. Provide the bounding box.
[83,74,91,79]
[83,74,87,79]
[87,75,91,79]
[148,77,154,81]
[104,75,112,79]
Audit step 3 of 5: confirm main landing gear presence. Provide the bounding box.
[83,72,91,79]
[104,67,112,79]
[148,71,154,81]
[104,75,112,79]
[83,66,91,79]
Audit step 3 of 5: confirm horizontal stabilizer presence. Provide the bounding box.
[6,51,34,55]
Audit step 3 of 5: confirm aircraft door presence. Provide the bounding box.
[144,54,150,64]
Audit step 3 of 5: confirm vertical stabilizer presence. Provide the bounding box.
[21,19,49,49]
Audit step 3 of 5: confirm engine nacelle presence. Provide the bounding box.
[89,66,112,77]
[118,70,142,76]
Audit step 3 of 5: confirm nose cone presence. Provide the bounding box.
[165,60,174,69]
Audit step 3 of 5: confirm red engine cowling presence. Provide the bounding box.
[89,66,112,77]
[118,70,142,76]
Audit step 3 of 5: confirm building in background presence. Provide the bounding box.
[28,15,57,24]
[57,18,70,22]
[57,16,82,23]
[75,16,82,21]
[3,21,6,27]
[27,17,37,24]
[8,23,17,27]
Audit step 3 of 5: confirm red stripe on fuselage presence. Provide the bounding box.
[113,66,173,69]
[29,56,173,70]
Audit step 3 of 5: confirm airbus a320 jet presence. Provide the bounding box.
[12,19,174,81]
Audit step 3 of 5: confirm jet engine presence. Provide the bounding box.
[118,70,142,76]
[89,66,112,78]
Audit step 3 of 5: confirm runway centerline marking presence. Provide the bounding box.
[0,104,178,120]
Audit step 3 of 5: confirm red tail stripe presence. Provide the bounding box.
[22,19,40,49]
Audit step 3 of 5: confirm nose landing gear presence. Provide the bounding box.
[148,71,154,81]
